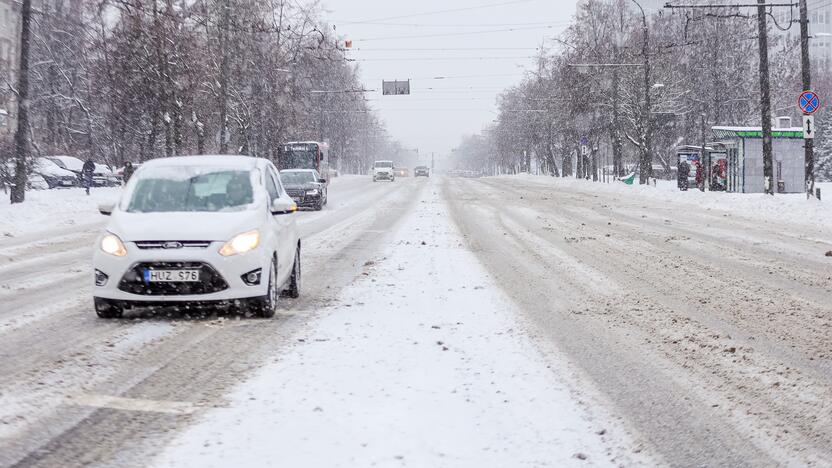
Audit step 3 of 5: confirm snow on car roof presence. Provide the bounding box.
[142,155,261,169]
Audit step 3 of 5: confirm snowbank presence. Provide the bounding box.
[502,175,832,231]
[0,187,121,238]
[153,182,648,467]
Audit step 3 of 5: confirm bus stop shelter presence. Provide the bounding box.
[710,126,805,194]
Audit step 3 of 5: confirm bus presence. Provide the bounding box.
[277,142,330,181]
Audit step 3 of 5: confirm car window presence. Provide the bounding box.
[265,170,280,202]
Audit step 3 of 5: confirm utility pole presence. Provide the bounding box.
[757,0,775,195]
[700,108,707,192]
[799,0,815,199]
[218,0,230,154]
[10,0,32,204]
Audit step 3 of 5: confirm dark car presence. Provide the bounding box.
[280,169,328,211]
[415,166,430,177]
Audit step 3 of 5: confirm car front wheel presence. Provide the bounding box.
[251,259,277,318]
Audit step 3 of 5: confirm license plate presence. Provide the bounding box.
[60,180,73,186]
[143,269,200,283]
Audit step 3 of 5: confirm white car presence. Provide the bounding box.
[92,156,302,319]
[35,157,78,188]
[373,160,395,182]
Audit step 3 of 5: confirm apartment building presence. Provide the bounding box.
[0,0,19,134]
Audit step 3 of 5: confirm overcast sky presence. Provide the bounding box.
[321,0,577,162]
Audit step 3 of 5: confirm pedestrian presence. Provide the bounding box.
[678,160,690,191]
[123,161,135,184]
[711,164,722,191]
[82,157,95,195]
[695,162,705,192]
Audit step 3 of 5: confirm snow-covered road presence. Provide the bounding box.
[1,175,831,467]
[445,176,832,467]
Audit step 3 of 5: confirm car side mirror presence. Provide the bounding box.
[318,178,327,184]
[98,202,115,216]
[272,198,298,215]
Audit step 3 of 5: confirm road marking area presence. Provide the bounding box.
[67,394,198,415]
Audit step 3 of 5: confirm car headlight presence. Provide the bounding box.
[219,230,260,257]
[306,189,319,196]
[101,234,128,257]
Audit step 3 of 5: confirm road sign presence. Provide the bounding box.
[798,90,820,115]
[382,80,410,96]
[803,115,815,139]
[580,136,589,146]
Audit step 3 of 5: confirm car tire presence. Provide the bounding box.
[252,259,277,318]
[314,201,323,211]
[95,298,124,319]
[283,245,301,299]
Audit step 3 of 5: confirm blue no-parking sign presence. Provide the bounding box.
[798,91,820,115]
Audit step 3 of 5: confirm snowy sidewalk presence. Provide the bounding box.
[153,183,647,468]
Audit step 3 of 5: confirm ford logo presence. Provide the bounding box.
[163,241,184,249]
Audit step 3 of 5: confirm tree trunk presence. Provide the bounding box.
[10,0,33,204]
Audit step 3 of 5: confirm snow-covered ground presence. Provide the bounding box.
[0,187,121,238]
[503,175,832,231]
[153,183,650,468]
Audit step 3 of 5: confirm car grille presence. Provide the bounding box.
[134,241,212,250]
[118,261,228,296]
[286,189,305,198]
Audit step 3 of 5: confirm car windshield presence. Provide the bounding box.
[278,148,317,170]
[37,158,61,170]
[47,158,68,170]
[126,168,255,213]
[280,171,317,185]
[375,161,393,168]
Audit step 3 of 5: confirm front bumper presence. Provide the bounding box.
[289,194,323,207]
[93,241,271,303]
[374,172,394,180]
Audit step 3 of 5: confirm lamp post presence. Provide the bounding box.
[631,0,653,185]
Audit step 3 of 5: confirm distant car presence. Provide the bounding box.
[280,169,328,211]
[395,167,410,177]
[415,166,430,177]
[94,163,120,187]
[92,155,302,319]
[373,160,395,182]
[35,157,77,188]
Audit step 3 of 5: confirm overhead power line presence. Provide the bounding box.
[355,24,561,42]
[337,0,534,24]
[350,47,541,51]
[338,21,563,28]
[350,56,536,62]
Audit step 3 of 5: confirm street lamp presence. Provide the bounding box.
[631,0,653,185]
